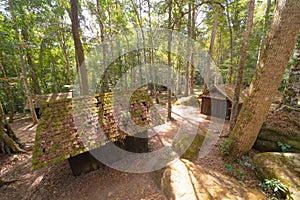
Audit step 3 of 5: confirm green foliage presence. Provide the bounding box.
[259,178,292,199]
[219,138,232,157]
[238,156,253,169]
[277,142,291,152]
[223,162,245,181]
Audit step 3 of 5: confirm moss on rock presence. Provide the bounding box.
[172,134,205,160]
[254,152,300,199]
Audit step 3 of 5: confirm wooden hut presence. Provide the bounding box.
[198,84,247,119]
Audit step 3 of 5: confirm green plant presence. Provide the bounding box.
[277,142,291,152]
[238,156,253,169]
[224,162,245,181]
[219,138,232,157]
[259,178,292,199]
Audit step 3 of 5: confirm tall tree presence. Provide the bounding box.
[228,0,300,157]
[203,9,218,91]
[8,0,39,124]
[167,0,173,120]
[70,0,89,95]
[229,0,255,130]
[225,0,234,84]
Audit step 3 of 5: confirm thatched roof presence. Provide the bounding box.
[199,84,248,104]
[32,90,163,170]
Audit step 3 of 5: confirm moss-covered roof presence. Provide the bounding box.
[32,90,161,170]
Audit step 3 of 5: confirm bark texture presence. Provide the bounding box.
[229,0,300,157]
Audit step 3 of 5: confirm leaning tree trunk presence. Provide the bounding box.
[229,0,255,130]
[70,0,89,95]
[0,101,24,154]
[282,35,300,107]
[228,0,300,158]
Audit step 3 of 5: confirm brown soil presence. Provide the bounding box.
[0,106,266,199]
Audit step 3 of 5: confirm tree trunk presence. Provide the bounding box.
[282,35,300,106]
[0,101,24,154]
[21,27,41,95]
[203,10,218,91]
[190,2,196,94]
[96,0,109,92]
[184,2,191,97]
[70,0,89,95]
[147,0,159,103]
[167,0,173,121]
[225,0,234,84]
[0,56,14,123]
[60,19,72,85]
[229,0,300,158]
[8,0,38,124]
[229,0,255,130]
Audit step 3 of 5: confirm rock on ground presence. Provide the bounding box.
[157,159,267,200]
[254,152,300,199]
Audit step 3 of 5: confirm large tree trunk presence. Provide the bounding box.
[70,0,89,95]
[0,101,24,154]
[229,0,255,130]
[8,0,38,124]
[228,0,300,158]
[282,35,300,106]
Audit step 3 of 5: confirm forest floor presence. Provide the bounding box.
[0,104,265,200]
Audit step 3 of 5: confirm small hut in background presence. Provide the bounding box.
[198,84,247,119]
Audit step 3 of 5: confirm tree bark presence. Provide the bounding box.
[229,0,255,130]
[229,0,300,157]
[70,0,89,95]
